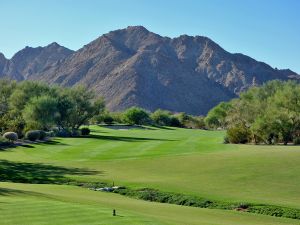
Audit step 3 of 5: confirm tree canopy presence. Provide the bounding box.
[206,80,300,145]
[0,80,105,136]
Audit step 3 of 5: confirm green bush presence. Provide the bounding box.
[71,129,80,137]
[81,127,91,135]
[123,107,151,125]
[92,112,114,125]
[223,135,229,144]
[113,187,300,220]
[46,131,55,137]
[103,115,114,124]
[293,137,300,145]
[248,205,300,219]
[39,130,47,140]
[169,116,181,127]
[0,136,10,146]
[110,112,124,124]
[56,129,71,137]
[151,109,172,126]
[226,125,250,144]
[3,132,18,143]
[26,130,40,141]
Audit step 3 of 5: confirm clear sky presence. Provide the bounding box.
[0,0,299,72]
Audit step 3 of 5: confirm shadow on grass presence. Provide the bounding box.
[0,140,69,151]
[76,134,175,142]
[34,140,69,146]
[0,141,18,151]
[0,160,101,184]
[99,124,150,130]
[0,187,24,196]
[151,125,176,130]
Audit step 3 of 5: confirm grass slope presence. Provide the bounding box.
[0,125,300,224]
[0,182,298,225]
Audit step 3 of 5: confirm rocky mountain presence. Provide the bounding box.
[0,26,298,115]
[0,43,73,80]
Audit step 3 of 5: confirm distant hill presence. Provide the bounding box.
[0,26,298,115]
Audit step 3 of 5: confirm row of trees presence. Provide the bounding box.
[0,80,206,141]
[93,107,206,129]
[205,80,300,145]
[3,79,297,145]
[0,80,105,137]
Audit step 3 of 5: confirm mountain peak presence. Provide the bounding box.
[0,26,298,115]
[0,52,6,60]
[47,42,61,48]
[126,25,149,32]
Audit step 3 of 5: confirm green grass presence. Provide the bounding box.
[0,125,300,224]
[0,182,298,225]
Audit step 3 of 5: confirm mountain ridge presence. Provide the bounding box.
[0,26,298,115]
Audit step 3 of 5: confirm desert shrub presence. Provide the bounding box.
[39,130,47,140]
[0,136,10,146]
[91,112,114,125]
[227,125,250,144]
[169,116,182,127]
[113,187,300,220]
[223,135,229,144]
[110,112,124,124]
[55,128,79,137]
[175,113,190,126]
[3,132,18,142]
[56,129,71,137]
[237,202,250,209]
[123,107,151,125]
[46,131,55,137]
[81,127,91,135]
[103,115,114,124]
[26,130,40,141]
[151,109,172,126]
[293,137,300,145]
[248,205,300,220]
[185,116,206,129]
[71,129,80,137]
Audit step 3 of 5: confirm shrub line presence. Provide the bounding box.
[74,181,300,220]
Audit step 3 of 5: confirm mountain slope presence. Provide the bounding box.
[0,43,73,80]
[0,26,298,114]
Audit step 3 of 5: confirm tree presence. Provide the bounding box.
[123,107,151,125]
[9,81,54,114]
[57,86,105,130]
[205,102,232,129]
[0,80,17,132]
[0,80,106,136]
[210,80,300,144]
[23,96,59,130]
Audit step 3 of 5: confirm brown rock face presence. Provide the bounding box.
[0,42,74,80]
[0,26,298,115]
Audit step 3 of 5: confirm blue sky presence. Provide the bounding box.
[0,0,299,72]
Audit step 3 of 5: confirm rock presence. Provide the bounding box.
[0,26,298,115]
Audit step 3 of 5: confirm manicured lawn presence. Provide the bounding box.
[0,182,297,225]
[0,125,300,224]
